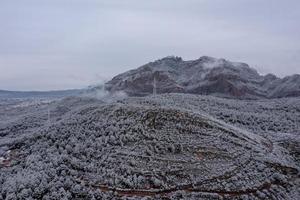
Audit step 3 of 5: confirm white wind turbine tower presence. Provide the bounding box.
[47,108,51,126]
[153,75,157,96]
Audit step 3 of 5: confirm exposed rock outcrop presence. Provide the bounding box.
[105,56,300,99]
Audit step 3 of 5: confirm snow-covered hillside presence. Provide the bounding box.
[0,94,299,199]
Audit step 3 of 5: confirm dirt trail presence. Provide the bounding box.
[76,178,288,198]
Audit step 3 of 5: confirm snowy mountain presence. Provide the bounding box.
[105,56,300,99]
[0,94,299,199]
[0,56,299,199]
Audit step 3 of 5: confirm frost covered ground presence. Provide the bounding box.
[0,94,299,200]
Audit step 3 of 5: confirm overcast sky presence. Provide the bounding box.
[0,0,299,91]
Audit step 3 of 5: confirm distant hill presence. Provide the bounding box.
[105,56,300,99]
[0,89,82,99]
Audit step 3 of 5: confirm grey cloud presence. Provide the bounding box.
[0,0,299,90]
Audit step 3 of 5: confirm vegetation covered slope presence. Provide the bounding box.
[0,94,299,199]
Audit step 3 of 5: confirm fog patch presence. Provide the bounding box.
[82,84,128,103]
[202,58,225,69]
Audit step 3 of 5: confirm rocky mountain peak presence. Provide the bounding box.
[105,56,300,99]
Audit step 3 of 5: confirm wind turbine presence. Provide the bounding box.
[153,74,157,96]
[47,108,51,126]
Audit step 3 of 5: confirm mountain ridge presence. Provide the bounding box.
[0,89,83,99]
[105,56,300,99]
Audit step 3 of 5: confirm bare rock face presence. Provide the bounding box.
[267,74,300,98]
[105,56,300,99]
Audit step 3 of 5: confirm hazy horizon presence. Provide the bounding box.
[1,0,299,91]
